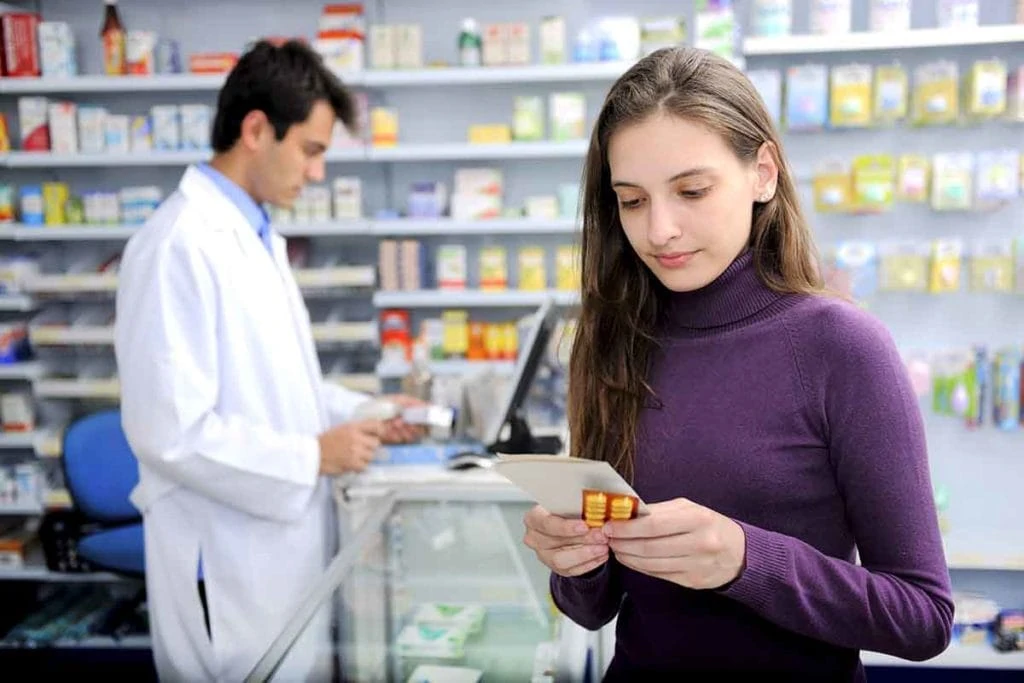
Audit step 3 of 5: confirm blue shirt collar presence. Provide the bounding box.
[196,162,272,249]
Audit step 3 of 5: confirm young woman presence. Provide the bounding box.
[522,47,953,680]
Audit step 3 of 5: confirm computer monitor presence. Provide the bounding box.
[482,296,563,455]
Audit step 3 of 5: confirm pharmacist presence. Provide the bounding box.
[114,40,423,682]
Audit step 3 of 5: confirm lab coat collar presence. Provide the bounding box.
[178,165,271,260]
[194,162,271,247]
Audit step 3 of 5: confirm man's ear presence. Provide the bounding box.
[238,110,270,152]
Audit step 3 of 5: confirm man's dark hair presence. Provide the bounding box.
[211,39,357,153]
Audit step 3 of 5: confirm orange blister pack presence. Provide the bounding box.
[582,489,639,527]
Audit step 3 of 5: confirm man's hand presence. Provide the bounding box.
[317,419,383,475]
[378,394,429,444]
[604,498,746,590]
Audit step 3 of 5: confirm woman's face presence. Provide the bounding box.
[608,113,777,292]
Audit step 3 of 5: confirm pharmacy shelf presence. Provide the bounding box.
[0,62,630,94]
[310,321,378,344]
[367,141,588,161]
[0,296,35,312]
[373,289,578,308]
[4,219,573,240]
[35,378,120,400]
[0,432,37,450]
[326,373,380,394]
[28,322,376,347]
[0,362,43,381]
[0,502,43,515]
[863,646,1024,670]
[324,147,369,163]
[377,359,516,379]
[0,635,152,649]
[946,552,1024,572]
[13,224,142,241]
[0,224,15,239]
[29,325,115,346]
[360,60,631,86]
[372,218,578,236]
[6,150,207,167]
[0,430,60,457]
[743,24,1024,56]
[277,220,371,237]
[24,268,373,295]
[294,266,376,289]
[3,143,585,166]
[0,73,227,94]
[30,373,377,402]
[0,564,127,582]
[26,273,118,294]
[0,547,130,582]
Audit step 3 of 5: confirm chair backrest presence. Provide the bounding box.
[62,409,141,524]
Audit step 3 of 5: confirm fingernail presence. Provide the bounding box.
[602,524,612,537]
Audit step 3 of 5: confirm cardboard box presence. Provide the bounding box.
[0,12,41,77]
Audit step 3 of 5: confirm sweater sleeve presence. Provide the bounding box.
[720,305,954,661]
[550,557,624,631]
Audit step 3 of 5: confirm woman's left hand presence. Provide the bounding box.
[604,498,747,590]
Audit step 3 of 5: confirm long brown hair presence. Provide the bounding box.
[568,47,824,481]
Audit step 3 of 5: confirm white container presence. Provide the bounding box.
[38,21,77,78]
[77,106,108,154]
[870,0,911,32]
[14,464,39,505]
[151,105,181,151]
[179,104,211,150]
[47,101,78,153]
[1,392,35,432]
[937,0,979,28]
[751,0,792,37]
[810,0,851,35]
[104,114,130,154]
[333,177,362,219]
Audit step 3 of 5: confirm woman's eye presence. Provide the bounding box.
[618,198,643,210]
[679,188,710,199]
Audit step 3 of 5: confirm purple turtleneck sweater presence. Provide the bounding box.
[551,251,953,680]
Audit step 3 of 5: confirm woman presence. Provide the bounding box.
[522,47,953,680]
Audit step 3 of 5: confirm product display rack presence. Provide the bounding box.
[0,0,1020,671]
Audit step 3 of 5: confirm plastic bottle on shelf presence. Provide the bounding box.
[457,19,482,67]
[101,0,127,76]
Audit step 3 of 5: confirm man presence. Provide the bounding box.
[114,39,421,682]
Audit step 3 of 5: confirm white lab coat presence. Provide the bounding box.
[114,166,370,682]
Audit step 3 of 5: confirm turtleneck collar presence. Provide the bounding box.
[661,249,791,335]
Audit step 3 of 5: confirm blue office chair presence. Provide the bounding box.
[61,409,145,577]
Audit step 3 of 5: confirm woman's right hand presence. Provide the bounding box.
[523,505,610,577]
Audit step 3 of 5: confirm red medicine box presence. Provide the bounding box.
[1,13,42,78]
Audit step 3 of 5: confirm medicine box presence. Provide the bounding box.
[77,106,107,154]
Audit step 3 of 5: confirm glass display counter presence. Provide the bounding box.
[244,472,592,683]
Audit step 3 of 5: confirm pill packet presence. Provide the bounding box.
[582,489,640,527]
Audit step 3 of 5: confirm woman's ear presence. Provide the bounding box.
[754,141,779,203]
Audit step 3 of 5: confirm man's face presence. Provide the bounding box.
[254,100,334,209]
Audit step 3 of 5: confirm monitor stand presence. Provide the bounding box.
[485,411,563,456]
